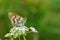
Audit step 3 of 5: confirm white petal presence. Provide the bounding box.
[30,27,38,33]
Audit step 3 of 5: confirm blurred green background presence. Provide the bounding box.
[0,0,60,40]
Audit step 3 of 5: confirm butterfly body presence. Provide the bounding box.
[8,12,27,26]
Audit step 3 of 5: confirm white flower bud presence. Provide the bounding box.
[30,27,38,33]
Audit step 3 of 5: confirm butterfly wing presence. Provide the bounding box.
[8,12,27,26]
[18,17,27,26]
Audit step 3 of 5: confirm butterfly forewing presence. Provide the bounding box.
[8,12,27,26]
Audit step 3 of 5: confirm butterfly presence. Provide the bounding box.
[8,12,27,26]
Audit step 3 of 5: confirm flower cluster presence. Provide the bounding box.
[5,26,38,38]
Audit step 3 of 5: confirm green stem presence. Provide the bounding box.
[23,35,26,40]
[27,31,32,33]
[9,36,14,40]
[18,35,21,40]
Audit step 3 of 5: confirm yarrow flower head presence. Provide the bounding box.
[5,26,38,39]
[5,26,30,38]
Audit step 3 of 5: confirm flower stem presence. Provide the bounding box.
[18,36,21,40]
[23,35,26,40]
[27,31,32,33]
[9,36,14,40]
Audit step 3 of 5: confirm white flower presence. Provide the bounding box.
[9,27,21,38]
[19,26,29,35]
[13,33,19,38]
[5,33,12,37]
[5,26,29,38]
[30,27,38,33]
[5,26,38,39]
